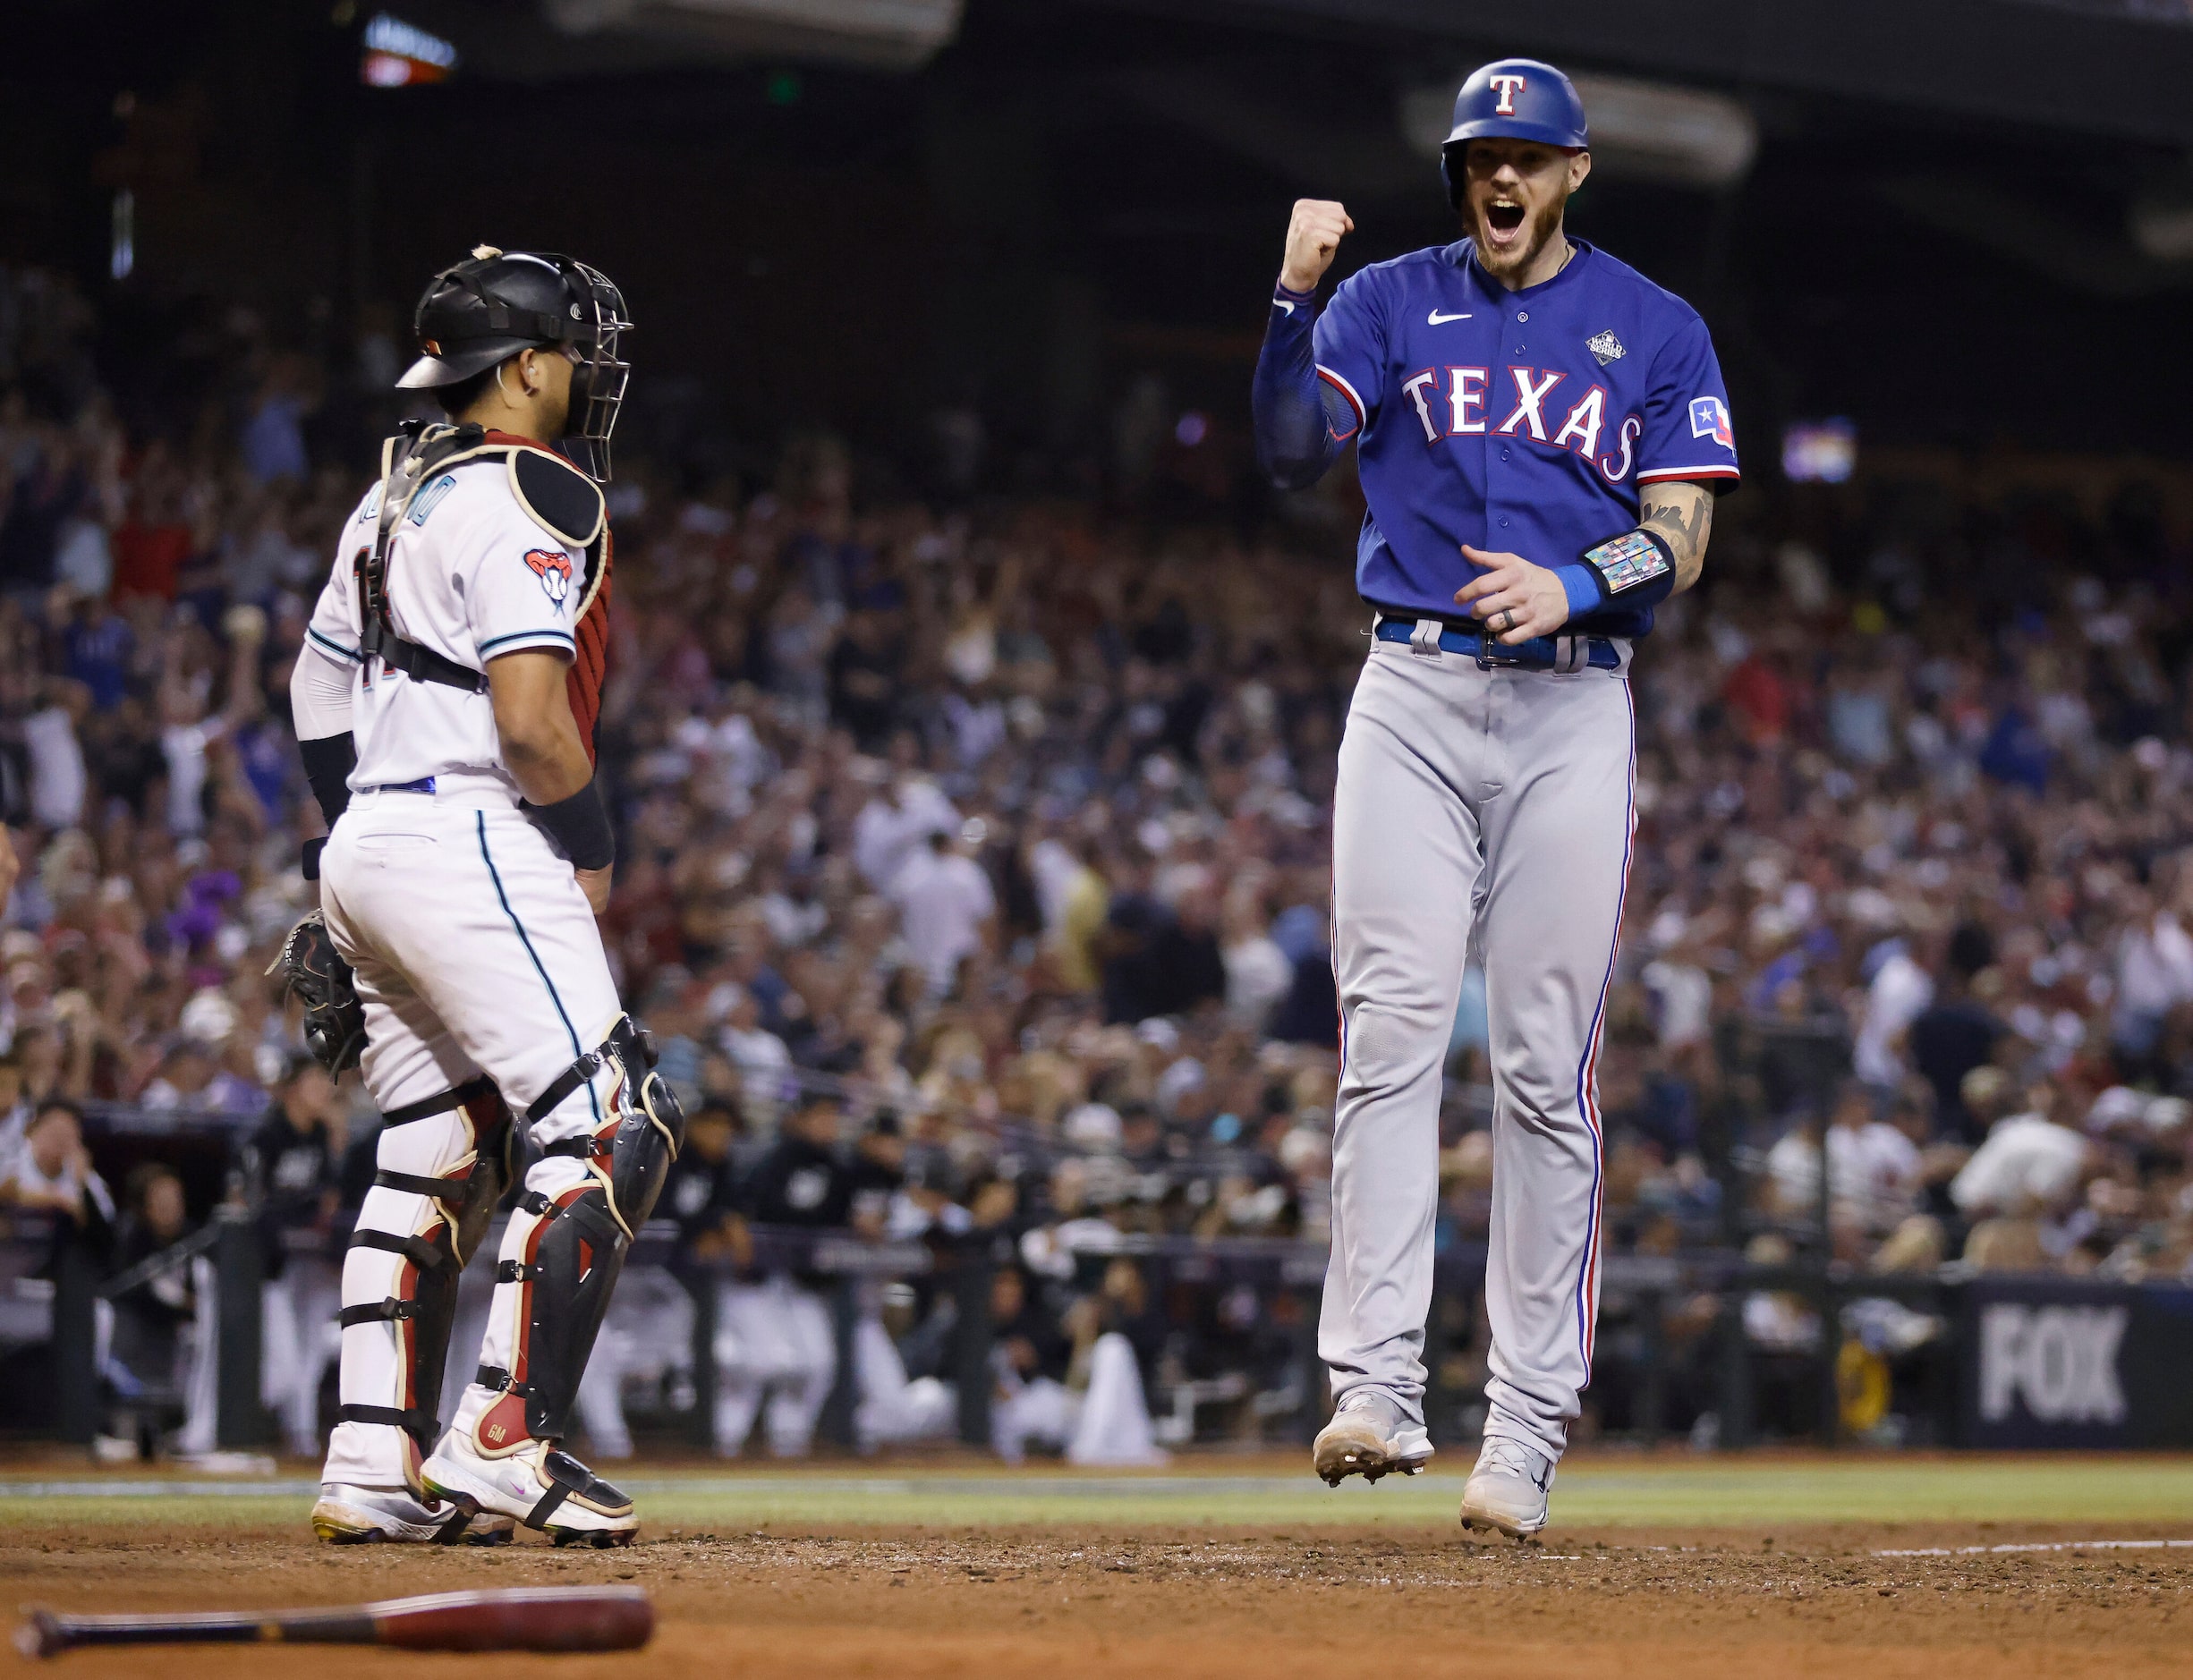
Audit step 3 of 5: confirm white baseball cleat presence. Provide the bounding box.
[310,1482,514,1546]
[1458,1437,1556,1538]
[1313,1388,1434,1486]
[421,1423,639,1548]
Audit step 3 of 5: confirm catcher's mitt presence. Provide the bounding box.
[268,911,367,1074]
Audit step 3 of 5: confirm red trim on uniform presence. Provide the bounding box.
[1315,367,1366,440]
[1635,465,1740,483]
[1573,685,1637,1377]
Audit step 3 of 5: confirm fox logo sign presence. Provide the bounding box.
[1979,1303,2128,1427]
[523,548,573,604]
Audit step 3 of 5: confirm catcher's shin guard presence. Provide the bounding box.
[530,1014,687,1233]
[334,1076,512,1458]
[470,1016,685,1445]
[476,1179,627,1443]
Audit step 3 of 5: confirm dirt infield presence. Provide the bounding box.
[4,1511,2190,1680]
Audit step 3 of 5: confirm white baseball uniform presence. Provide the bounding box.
[295,453,620,1491]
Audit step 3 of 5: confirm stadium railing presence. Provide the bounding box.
[8,1092,2189,1455]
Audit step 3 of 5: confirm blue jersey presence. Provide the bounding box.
[1254,238,1738,641]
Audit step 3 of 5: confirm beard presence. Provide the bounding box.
[1471,191,1568,281]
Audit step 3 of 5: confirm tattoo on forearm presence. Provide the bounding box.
[1641,487,1713,588]
[1642,497,1701,551]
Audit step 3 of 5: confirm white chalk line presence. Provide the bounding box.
[1874,1539,2193,1557]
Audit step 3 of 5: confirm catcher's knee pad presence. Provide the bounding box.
[338,1075,510,1447]
[477,1180,630,1442]
[529,1015,686,1234]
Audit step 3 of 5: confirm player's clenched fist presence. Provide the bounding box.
[1279,199,1354,293]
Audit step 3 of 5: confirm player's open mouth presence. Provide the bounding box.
[1484,198,1526,243]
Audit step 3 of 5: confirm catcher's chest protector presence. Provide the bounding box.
[358,422,613,709]
[567,523,612,762]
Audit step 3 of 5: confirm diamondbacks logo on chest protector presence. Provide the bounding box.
[523,548,574,604]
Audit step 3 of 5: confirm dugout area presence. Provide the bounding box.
[2,1455,2189,1679]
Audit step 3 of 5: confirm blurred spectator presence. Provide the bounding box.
[1951,1088,2091,1223]
[1906,926,2007,1142]
[888,825,996,997]
[714,1094,852,1456]
[0,1098,114,1232]
[100,1162,207,1458]
[241,1056,344,1458]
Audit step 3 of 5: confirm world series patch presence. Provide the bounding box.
[1581,529,1672,596]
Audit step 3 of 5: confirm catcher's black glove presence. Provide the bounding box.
[268,911,367,1074]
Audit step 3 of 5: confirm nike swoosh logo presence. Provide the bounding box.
[1428,310,1472,325]
[1273,299,1296,315]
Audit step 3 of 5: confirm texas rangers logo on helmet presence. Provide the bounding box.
[523,547,574,603]
[1689,395,1733,449]
[1489,72,1527,115]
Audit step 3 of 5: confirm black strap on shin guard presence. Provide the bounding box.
[348,1227,450,1270]
[374,1167,475,1201]
[526,1016,653,1124]
[383,1073,497,1126]
[338,1401,440,1437]
[339,1298,425,1328]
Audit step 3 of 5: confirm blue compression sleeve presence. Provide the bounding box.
[1252,284,1343,489]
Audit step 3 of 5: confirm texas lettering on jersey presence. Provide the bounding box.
[1397,365,1647,487]
[1306,238,1739,640]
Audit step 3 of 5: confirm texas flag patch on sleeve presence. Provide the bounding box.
[1688,395,1733,449]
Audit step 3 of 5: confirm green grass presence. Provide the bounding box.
[3,1458,2190,1532]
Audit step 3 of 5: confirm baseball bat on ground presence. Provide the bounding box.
[15,1585,653,1659]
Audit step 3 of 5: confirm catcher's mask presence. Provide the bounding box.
[396,245,633,482]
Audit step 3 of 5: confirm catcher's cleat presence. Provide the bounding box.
[310,1482,514,1546]
[1313,1388,1433,1487]
[1458,1437,1555,1539]
[421,1406,638,1548]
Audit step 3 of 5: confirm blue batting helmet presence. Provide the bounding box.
[1439,59,1589,207]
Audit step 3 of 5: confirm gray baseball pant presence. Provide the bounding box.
[1321,626,1636,1463]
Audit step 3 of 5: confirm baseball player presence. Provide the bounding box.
[242,1056,345,1457]
[1252,61,1737,1535]
[712,1094,851,1457]
[281,246,684,1547]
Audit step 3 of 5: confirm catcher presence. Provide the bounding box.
[275,247,680,1548]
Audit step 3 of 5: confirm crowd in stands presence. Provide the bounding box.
[1,259,2191,1455]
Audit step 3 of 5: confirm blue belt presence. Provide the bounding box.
[1373,616,1622,672]
[365,776,438,794]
